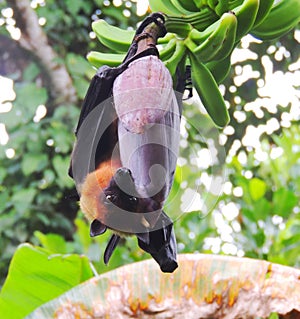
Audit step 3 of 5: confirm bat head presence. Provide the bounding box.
[104,167,138,213]
[91,167,160,237]
[90,171,178,272]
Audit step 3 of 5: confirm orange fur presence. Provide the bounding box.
[80,159,121,222]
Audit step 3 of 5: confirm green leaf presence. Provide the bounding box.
[43,169,56,186]
[11,189,36,214]
[23,63,40,82]
[65,0,82,15]
[21,153,48,176]
[53,155,73,188]
[252,197,271,220]
[0,189,10,212]
[74,218,92,252]
[66,53,92,76]
[249,178,266,201]
[273,188,298,217]
[102,5,128,22]
[34,231,67,254]
[268,313,279,319]
[242,208,258,222]
[254,229,265,248]
[1,107,24,128]
[50,124,73,154]
[14,83,48,113]
[73,77,89,100]
[0,244,93,319]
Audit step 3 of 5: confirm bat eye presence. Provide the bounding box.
[129,196,137,203]
[104,194,116,205]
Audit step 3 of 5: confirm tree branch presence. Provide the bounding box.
[7,0,77,104]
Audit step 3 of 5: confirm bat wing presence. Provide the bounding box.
[69,11,166,196]
[69,51,160,189]
[117,89,181,225]
[117,67,187,273]
[68,65,122,189]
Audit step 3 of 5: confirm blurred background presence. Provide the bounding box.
[0,0,299,289]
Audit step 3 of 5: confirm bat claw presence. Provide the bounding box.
[104,234,120,265]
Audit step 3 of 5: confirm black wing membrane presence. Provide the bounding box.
[69,57,160,185]
[74,66,120,136]
[69,47,160,183]
[69,12,165,181]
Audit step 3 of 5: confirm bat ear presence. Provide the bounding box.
[90,219,107,237]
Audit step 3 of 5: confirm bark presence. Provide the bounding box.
[0,34,29,76]
[7,0,77,104]
[27,254,300,319]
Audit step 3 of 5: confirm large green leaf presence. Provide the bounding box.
[34,231,68,254]
[0,244,93,319]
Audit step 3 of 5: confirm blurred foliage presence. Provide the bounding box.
[0,0,299,311]
[0,0,147,286]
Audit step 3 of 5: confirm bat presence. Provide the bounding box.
[69,13,184,273]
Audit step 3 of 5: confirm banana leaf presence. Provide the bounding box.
[23,253,300,319]
[0,244,94,319]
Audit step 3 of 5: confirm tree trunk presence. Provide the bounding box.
[7,0,77,105]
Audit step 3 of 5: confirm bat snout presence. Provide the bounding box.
[114,167,133,184]
[114,167,137,196]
